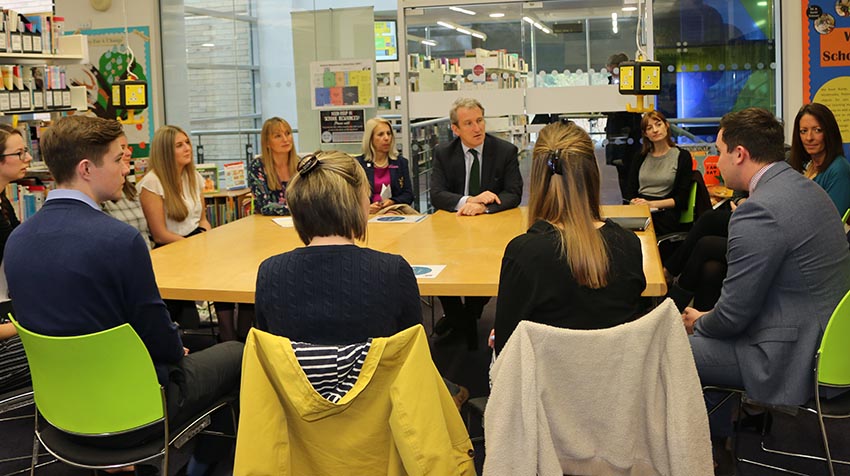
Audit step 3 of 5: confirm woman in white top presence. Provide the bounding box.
[139,125,211,244]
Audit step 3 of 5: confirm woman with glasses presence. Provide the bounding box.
[0,124,33,392]
[492,121,646,353]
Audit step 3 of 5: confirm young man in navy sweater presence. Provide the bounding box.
[5,116,242,474]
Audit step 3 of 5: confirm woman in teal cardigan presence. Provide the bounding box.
[790,103,850,216]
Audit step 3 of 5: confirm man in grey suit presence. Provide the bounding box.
[430,98,523,348]
[682,108,850,441]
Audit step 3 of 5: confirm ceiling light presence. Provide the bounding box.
[489,13,505,18]
[621,6,637,11]
[449,6,476,15]
[421,39,438,46]
[436,20,487,40]
[522,16,536,25]
[201,43,215,47]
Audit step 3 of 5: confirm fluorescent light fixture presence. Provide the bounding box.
[489,13,505,18]
[757,1,767,5]
[612,12,618,34]
[449,6,476,15]
[421,39,438,46]
[523,15,551,34]
[201,43,215,47]
[437,20,487,40]
[622,6,638,11]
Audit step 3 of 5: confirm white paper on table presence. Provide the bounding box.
[410,265,446,279]
[272,217,294,227]
[380,184,392,201]
[368,215,427,224]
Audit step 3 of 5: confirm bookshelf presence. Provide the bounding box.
[204,189,252,228]
[0,35,89,114]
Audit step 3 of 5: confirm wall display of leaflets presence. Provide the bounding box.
[222,161,247,190]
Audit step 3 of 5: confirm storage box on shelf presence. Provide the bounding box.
[0,35,88,115]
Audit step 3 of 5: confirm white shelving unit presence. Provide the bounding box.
[0,34,89,114]
[1,34,89,65]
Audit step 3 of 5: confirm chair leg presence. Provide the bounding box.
[29,433,37,476]
[816,397,836,476]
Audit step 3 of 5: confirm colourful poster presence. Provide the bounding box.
[65,27,154,158]
[803,3,850,155]
[309,60,374,110]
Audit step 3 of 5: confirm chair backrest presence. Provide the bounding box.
[679,182,698,224]
[817,289,850,387]
[11,318,164,435]
[484,300,713,475]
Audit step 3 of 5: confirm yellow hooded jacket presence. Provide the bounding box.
[234,324,476,475]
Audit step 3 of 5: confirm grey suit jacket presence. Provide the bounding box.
[429,134,522,214]
[695,161,850,405]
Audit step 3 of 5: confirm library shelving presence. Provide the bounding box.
[0,35,89,115]
[204,189,252,228]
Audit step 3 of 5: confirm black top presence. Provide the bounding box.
[255,245,422,344]
[494,220,646,353]
[0,191,20,263]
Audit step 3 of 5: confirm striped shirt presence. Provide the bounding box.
[291,340,372,403]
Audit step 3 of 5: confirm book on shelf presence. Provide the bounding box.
[222,161,247,190]
[197,163,218,193]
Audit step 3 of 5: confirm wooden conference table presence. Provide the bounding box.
[150,205,667,303]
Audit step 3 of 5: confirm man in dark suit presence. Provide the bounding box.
[430,98,523,348]
[681,108,850,453]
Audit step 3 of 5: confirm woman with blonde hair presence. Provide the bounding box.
[139,126,249,342]
[255,150,421,339]
[624,109,693,236]
[355,117,414,213]
[139,125,211,243]
[492,121,646,353]
[248,117,299,215]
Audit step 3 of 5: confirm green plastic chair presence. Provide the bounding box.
[678,181,698,225]
[11,317,234,475]
[735,289,850,476]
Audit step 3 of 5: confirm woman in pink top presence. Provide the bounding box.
[355,118,414,213]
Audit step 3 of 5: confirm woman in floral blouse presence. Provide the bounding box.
[248,117,299,215]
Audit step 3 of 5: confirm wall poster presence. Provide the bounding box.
[310,59,375,110]
[66,27,154,163]
[803,2,850,156]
